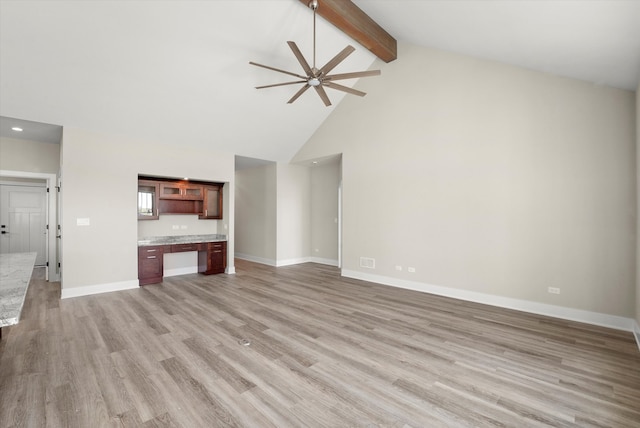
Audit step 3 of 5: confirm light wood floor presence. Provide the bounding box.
[1,260,639,427]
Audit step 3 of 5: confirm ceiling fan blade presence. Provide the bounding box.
[323,81,366,97]
[287,41,313,76]
[249,61,307,80]
[256,81,307,89]
[318,45,355,76]
[287,84,311,104]
[314,85,332,106]
[324,70,381,81]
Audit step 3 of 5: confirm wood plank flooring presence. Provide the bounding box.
[1,260,639,427]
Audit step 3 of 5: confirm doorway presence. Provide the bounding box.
[0,170,59,281]
[0,183,47,265]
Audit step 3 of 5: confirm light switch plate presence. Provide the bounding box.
[76,218,90,226]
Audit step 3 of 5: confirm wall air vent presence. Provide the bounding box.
[359,257,375,269]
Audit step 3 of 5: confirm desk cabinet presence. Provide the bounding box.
[138,245,165,285]
[139,241,227,285]
[199,241,227,274]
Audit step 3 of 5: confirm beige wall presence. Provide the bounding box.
[235,163,277,262]
[276,163,311,263]
[294,42,636,318]
[61,127,234,290]
[310,159,340,263]
[0,137,60,173]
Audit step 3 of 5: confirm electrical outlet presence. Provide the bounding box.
[172,225,179,230]
[180,225,187,229]
[359,257,375,269]
[548,287,560,294]
[395,265,402,271]
[408,267,416,273]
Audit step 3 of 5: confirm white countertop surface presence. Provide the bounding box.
[138,234,227,247]
[0,252,37,328]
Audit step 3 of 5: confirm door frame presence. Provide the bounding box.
[0,169,58,281]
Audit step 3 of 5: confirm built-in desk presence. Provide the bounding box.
[0,252,37,339]
[137,234,227,286]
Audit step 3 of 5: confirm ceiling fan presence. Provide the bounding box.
[249,0,380,106]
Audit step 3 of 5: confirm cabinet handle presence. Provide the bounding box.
[147,249,157,252]
[147,255,156,259]
[205,209,207,217]
[213,250,222,253]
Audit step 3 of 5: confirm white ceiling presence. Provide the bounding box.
[1,1,638,163]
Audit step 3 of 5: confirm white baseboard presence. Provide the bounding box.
[235,253,277,266]
[309,257,339,267]
[225,266,236,274]
[276,257,312,267]
[342,269,635,332]
[235,253,339,268]
[61,279,139,299]
[164,267,198,277]
[634,320,640,351]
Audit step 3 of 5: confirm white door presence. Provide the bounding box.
[0,185,48,266]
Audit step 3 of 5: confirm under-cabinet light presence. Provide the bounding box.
[11,127,23,132]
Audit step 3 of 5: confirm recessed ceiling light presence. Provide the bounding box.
[312,161,318,165]
[11,127,23,132]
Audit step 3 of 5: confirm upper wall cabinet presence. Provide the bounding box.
[138,176,223,220]
[159,182,204,200]
[200,185,223,219]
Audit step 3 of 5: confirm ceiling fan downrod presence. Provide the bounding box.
[309,0,318,70]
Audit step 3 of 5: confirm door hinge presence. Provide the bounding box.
[46,224,49,230]
[47,187,50,193]
[58,262,61,268]
[46,262,49,267]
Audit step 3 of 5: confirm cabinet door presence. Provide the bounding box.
[200,185,223,219]
[159,182,183,199]
[182,184,204,200]
[138,180,159,220]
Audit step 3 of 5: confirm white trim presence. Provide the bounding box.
[342,269,635,332]
[235,252,277,266]
[61,279,138,299]
[309,257,339,267]
[225,266,236,274]
[634,320,640,352]
[276,257,311,267]
[235,253,339,268]
[164,267,198,277]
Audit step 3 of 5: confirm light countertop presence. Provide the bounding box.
[138,234,227,247]
[0,252,37,328]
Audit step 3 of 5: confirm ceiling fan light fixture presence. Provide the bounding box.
[249,0,380,106]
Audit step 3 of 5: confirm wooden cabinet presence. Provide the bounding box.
[159,182,203,200]
[198,241,227,274]
[138,176,223,219]
[139,240,226,285]
[138,245,165,285]
[138,180,159,220]
[200,185,223,219]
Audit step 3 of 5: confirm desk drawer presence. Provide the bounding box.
[171,243,201,253]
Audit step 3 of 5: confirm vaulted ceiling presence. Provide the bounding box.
[1,1,638,162]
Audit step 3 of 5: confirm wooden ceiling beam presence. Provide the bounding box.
[298,0,397,63]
